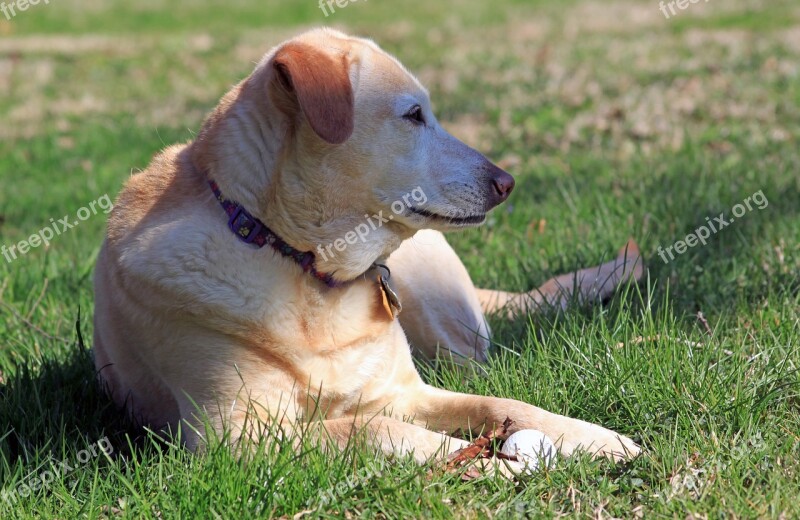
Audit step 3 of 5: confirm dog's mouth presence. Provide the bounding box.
[408,207,486,227]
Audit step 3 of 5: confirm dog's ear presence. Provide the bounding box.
[271,42,354,145]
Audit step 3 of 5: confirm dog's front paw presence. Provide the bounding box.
[557,421,640,462]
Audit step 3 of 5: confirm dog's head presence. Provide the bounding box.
[197,28,514,281]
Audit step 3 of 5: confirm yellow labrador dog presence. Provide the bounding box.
[94,28,643,463]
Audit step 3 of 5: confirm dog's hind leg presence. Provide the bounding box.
[388,232,644,363]
[387,230,491,364]
[475,240,644,319]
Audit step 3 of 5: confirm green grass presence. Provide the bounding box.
[1,0,800,517]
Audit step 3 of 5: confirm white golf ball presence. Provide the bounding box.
[500,429,557,471]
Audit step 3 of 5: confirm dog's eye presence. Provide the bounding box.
[404,105,425,125]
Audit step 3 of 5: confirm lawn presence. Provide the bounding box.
[1,0,799,517]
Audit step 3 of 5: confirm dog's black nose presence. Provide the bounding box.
[489,164,515,201]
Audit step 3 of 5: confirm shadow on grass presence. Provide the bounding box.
[0,314,139,482]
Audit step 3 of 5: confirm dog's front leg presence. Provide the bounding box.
[412,386,640,461]
[301,416,470,463]
[297,416,520,479]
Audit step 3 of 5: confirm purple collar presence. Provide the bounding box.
[209,180,343,288]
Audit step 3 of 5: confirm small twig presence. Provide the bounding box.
[446,417,514,479]
[0,300,70,343]
[26,278,49,321]
[616,335,703,349]
[696,311,713,336]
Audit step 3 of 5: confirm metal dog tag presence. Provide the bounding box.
[378,274,402,319]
